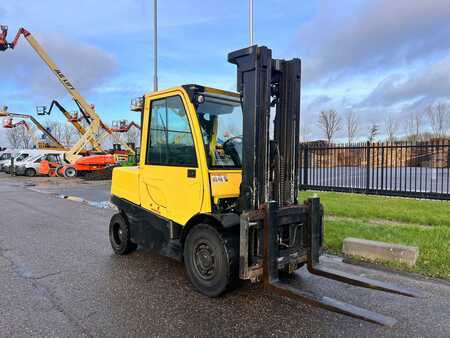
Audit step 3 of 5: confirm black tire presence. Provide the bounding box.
[64,166,77,178]
[183,224,239,297]
[109,213,137,255]
[25,168,36,177]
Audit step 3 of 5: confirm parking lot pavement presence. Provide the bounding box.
[0,173,111,203]
[0,175,449,337]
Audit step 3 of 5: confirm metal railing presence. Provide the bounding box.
[299,140,450,200]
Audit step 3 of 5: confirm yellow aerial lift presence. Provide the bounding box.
[36,100,102,151]
[0,106,66,149]
[38,100,140,151]
[109,46,419,326]
[0,26,135,164]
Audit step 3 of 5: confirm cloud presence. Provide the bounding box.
[299,0,450,83]
[0,32,118,101]
[361,57,450,107]
[303,94,332,114]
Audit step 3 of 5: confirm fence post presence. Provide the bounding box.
[366,141,370,192]
[448,140,450,168]
[303,144,309,188]
[381,143,385,191]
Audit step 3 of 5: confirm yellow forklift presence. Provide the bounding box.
[110,46,418,325]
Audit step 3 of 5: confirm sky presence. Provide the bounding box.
[0,0,449,144]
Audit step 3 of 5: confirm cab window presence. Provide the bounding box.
[46,154,60,163]
[16,153,29,162]
[146,95,197,167]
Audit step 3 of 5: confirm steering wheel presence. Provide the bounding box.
[222,136,242,150]
[222,136,242,166]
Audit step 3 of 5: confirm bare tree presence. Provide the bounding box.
[426,102,449,138]
[43,120,64,141]
[6,124,35,149]
[368,123,379,143]
[6,128,22,148]
[62,124,78,147]
[406,111,423,142]
[21,126,35,149]
[384,115,399,142]
[317,110,342,142]
[345,111,359,144]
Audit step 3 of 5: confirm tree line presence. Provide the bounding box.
[5,119,140,149]
[313,102,450,143]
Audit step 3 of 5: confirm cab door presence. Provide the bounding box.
[140,93,203,225]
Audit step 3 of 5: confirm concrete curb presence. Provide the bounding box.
[343,237,419,267]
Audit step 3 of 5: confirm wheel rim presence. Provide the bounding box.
[65,168,76,177]
[193,240,216,281]
[112,223,123,246]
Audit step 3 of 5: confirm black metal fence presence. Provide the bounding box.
[299,140,450,200]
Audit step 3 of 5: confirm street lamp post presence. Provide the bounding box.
[153,0,158,92]
[249,0,254,46]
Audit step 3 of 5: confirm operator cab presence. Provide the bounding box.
[112,84,243,226]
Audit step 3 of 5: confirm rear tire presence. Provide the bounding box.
[183,224,239,297]
[25,168,36,177]
[109,213,137,255]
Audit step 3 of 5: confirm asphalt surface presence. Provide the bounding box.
[0,173,449,337]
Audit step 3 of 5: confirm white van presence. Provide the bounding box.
[0,149,20,171]
[14,150,68,177]
[1,150,42,173]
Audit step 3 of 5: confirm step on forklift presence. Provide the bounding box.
[109,45,419,326]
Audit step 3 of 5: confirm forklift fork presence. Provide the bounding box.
[262,197,421,326]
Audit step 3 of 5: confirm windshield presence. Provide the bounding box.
[15,153,30,162]
[197,94,243,168]
[0,153,11,160]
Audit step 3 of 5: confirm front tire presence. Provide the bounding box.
[109,213,137,255]
[183,224,239,297]
[25,168,36,177]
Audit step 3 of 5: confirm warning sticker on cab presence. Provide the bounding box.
[211,175,229,183]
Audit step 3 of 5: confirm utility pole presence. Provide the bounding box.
[153,0,158,92]
[249,0,254,45]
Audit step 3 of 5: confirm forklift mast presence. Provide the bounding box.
[229,46,301,210]
[228,45,419,326]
